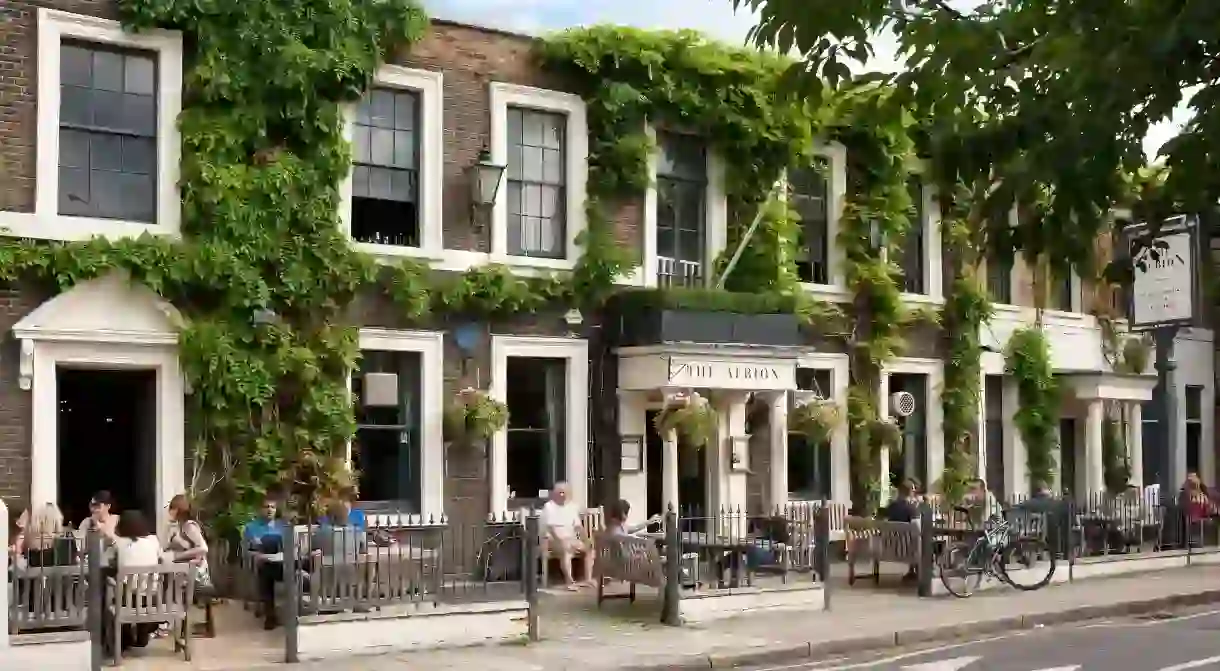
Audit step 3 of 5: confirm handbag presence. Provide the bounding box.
[179,521,215,595]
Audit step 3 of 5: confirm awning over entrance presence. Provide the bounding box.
[1058,370,1157,403]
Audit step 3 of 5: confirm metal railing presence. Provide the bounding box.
[657,256,702,287]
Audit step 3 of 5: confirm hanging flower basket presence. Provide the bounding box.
[654,391,718,449]
[873,417,903,452]
[444,387,509,447]
[788,399,840,444]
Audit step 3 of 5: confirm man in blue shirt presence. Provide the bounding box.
[243,496,285,630]
[319,487,366,530]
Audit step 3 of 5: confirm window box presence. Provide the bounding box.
[609,289,803,347]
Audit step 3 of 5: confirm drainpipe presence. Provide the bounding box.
[713,181,783,290]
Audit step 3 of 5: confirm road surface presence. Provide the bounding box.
[744,605,1220,671]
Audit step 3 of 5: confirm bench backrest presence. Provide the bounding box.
[111,564,194,624]
[595,533,664,588]
[844,516,921,563]
[9,562,88,633]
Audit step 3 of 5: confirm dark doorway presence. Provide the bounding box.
[57,368,157,526]
[645,410,708,518]
[1059,418,1077,497]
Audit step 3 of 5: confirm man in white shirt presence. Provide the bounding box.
[541,482,593,590]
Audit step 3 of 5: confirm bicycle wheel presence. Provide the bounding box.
[998,536,1056,591]
[938,540,984,598]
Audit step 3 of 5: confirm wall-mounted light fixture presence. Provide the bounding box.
[467,148,506,230]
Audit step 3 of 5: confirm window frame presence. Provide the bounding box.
[880,358,945,505]
[640,124,728,288]
[791,352,851,505]
[489,83,587,270]
[489,335,589,516]
[793,144,848,299]
[655,130,709,287]
[349,328,445,522]
[340,65,443,259]
[4,9,183,241]
[788,367,834,501]
[895,171,942,303]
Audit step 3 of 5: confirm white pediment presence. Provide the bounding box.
[12,271,180,345]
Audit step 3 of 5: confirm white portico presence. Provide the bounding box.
[615,344,802,524]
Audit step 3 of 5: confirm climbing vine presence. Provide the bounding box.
[1005,327,1060,492]
[826,90,918,515]
[535,27,814,302]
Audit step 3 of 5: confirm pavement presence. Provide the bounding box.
[740,604,1220,670]
[180,565,1220,671]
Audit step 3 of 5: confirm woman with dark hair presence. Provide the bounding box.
[107,510,161,569]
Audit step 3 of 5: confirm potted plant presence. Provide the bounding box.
[788,398,841,444]
[1121,335,1152,374]
[873,417,903,451]
[654,391,719,449]
[444,387,509,447]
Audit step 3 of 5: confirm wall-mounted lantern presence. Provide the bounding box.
[468,148,506,215]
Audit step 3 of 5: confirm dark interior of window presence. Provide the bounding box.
[507,107,566,258]
[656,132,706,287]
[352,350,421,509]
[1060,418,1077,495]
[506,357,567,503]
[901,177,925,294]
[889,373,928,490]
[789,368,833,500]
[1186,385,1202,474]
[987,254,1013,304]
[351,87,420,247]
[58,42,158,222]
[984,375,1005,500]
[789,159,830,285]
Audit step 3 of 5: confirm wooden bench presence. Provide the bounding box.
[106,564,195,666]
[594,532,666,607]
[9,562,88,633]
[844,516,921,585]
[537,506,604,587]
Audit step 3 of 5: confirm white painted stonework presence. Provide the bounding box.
[679,583,825,625]
[295,601,528,659]
[12,272,185,533]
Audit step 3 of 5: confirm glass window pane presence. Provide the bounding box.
[393,92,416,130]
[370,90,394,127]
[91,50,124,92]
[352,165,370,198]
[370,128,394,165]
[59,129,90,169]
[122,136,156,176]
[60,86,92,127]
[542,148,562,184]
[122,93,156,136]
[91,169,124,218]
[522,112,543,146]
[521,146,544,181]
[368,166,393,200]
[356,97,372,125]
[389,168,416,202]
[392,130,415,169]
[123,54,155,96]
[89,134,123,171]
[92,90,126,129]
[116,172,154,221]
[58,166,90,215]
[61,46,92,87]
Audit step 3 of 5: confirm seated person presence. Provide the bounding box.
[242,497,286,630]
[743,515,789,571]
[22,503,77,567]
[104,511,164,652]
[884,480,922,581]
[605,499,660,537]
[312,503,367,560]
[541,481,594,591]
[319,487,367,531]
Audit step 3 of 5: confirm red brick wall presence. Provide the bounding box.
[0,285,42,510]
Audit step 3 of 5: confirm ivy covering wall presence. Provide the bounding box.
[0,12,1033,523]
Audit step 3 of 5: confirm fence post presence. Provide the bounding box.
[662,508,681,626]
[917,503,933,597]
[814,504,831,610]
[0,500,7,651]
[1066,498,1075,582]
[523,512,540,642]
[87,530,104,670]
[282,523,298,663]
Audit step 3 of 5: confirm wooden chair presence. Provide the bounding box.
[9,562,88,633]
[536,506,604,588]
[106,564,195,666]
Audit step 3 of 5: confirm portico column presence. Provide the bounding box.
[878,374,892,506]
[1002,378,1028,496]
[768,391,789,509]
[1085,398,1105,495]
[662,429,679,513]
[1128,402,1143,487]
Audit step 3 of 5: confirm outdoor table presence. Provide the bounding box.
[646,531,777,588]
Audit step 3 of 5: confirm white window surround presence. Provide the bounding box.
[340,65,444,259]
[489,335,588,514]
[897,179,944,305]
[795,352,851,504]
[0,10,184,242]
[488,82,588,271]
[352,328,445,521]
[879,357,945,504]
[797,143,851,302]
[637,124,729,288]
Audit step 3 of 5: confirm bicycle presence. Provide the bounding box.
[937,506,1056,598]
